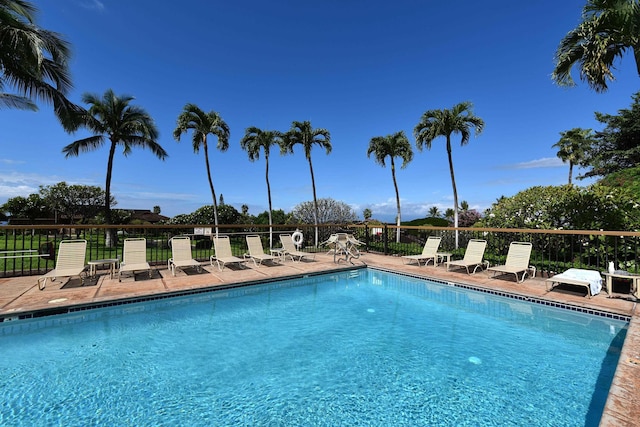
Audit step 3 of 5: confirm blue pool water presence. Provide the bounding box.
[0,269,627,426]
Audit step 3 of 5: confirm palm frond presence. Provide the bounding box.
[115,136,167,160]
[285,120,332,158]
[174,103,229,153]
[62,135,105,157]
[553,0,639,92]
[0,0,74,123]
[0,92,37,110]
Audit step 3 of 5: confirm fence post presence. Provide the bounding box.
[364,224,370,251]
[383,224,389,255]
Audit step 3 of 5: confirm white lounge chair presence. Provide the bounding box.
[546,268,602,298]
[168,236,201,276]
[279,234,316,262]
[118,238,151,281]
[336,233,364,264]
[321,233,346,256]
[321,233,363,263]
[446,239,488,274]
[488,241,534,283]
[402,236,442,266]
[37,240,88,290]
[211,236,246,271]
[244,235,279,267]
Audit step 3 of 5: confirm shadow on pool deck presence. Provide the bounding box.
[0,251,638,425]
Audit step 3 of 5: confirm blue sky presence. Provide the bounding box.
[2,0,639,222]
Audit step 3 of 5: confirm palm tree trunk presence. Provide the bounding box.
[446,136,459,249]
[203,140,219,236]
[104,141,117,248]
[308,156,319,247]
[266,155,273,248]
[568,162,574,185]
[391,158,401,243]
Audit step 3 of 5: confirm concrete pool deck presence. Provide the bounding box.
[0,251,637,426]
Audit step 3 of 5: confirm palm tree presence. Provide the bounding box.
[429,206,440,218]
[0,0,81,128]
[282,120,332,247]
[367,131,413,243]
[240,127,284,247]
[444,208,455,223]
[62,89,166,246]
[173,103,230,235]
[553,128,593,184]
[414,101,484,248]
[552,0,640,92]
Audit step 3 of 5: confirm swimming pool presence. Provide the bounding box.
[0,269,627,426]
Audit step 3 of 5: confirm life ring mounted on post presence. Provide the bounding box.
[292,230,304,248]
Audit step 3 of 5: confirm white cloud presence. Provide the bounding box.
[0,172,54,198]
[0,159,25,165]
[0,171,98,203]
[0,184,36,199]
[503,157,565,170]
[79,0,105,11]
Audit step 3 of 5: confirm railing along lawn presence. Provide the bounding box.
[1,223,638,278]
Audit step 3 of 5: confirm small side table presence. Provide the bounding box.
[270,248,286,262]
[436,252,451,267]
[602,272,640,297]
[88,258,119,279]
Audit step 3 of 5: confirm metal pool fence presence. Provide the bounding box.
[0,223,638,278]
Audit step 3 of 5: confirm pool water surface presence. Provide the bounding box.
[0,269,627,426]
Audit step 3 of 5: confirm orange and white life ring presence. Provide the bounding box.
[292,231,304,246]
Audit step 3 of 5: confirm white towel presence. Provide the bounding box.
[558,268,602,296]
